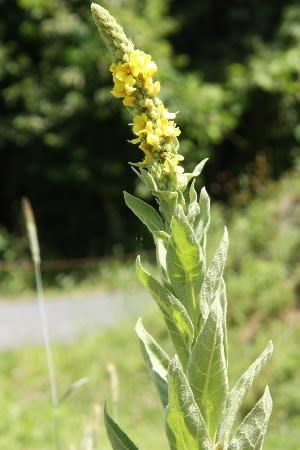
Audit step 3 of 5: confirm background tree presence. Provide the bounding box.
[1,0,299,257]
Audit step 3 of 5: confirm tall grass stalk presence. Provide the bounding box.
[107,362,120,422]
[22,197,60,450]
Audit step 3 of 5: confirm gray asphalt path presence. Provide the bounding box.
[0,290,151,350]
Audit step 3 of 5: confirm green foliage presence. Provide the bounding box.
[226,168,300,324]
[0,0,179,257]
[1,0,300,258]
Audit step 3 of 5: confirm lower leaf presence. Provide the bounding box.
[135,318,170,408]
[104,404,139,450]
[165,356,212,450]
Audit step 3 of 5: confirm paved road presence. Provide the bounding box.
[0,290,151,350]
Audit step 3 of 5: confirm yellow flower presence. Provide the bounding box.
[109,49,182,172]
[128,50,157,79]
[144,79,160,97]
[132,113,148,135]
[162,154,184,174]
[110,62,136,99]
[146,132,160,147]
[123,96,136,107]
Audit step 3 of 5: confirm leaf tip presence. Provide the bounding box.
[135,317,143,334]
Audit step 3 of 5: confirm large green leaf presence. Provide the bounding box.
[124,191,164,234]
[136,256,194,367]
[104,405,139,450]
[166,205,205,320]
[165,356,212,450]
[217,341,273,447]
[135,318,170,408]
[187,301,228,439]
[199,228,228,327]
[227,386,272,450]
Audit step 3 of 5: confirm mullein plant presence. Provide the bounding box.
[91,4,273,449]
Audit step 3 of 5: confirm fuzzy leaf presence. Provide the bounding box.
[187,180,200,225]
[228,386,272,450]
[187,301,228,439]
[186,158,209,182]
[218,279,228,367]
[166,205,205,320]
[153,232,169,283]
[194,187,210,252]
[165,356,212,450]
[155,189,178,224]
[136,256,194,367]
[199,228,228,325]
[217,341,273,447]
[124,191,163,234]
[135,318,170,407]
[132,166,157,191]
[189,179,198,204]
[104,405,139,450]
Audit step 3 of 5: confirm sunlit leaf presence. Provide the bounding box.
[136,255,194,367]
[165,356,212,450]
[135,318,170,408]
[195,187,210,253]
[227,386,272,450]
[166,204,205,320]
[199,227,228,326]
[187,301,228,439]
[217,341,273,447]
[124,191,163,234]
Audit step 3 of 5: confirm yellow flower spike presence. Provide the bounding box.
[93,3,184,186]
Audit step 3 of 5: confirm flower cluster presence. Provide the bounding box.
[109,49,183,174]
[110,50,160,106]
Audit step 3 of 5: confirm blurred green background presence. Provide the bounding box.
[0,1,299,449]
[1,0,300,260]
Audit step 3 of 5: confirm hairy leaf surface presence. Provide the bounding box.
[227,386,272,450]
[217,341,273,447]
[135,318,170,407]
[199,227,228,326]
[124,191,163,234]
[165,356,212,450]
[155,190,178,225]
[187,301,228,439]
[187,180,200,225]
[166,205,205,320]
[136,256,194,367]
[195,187,210,253]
